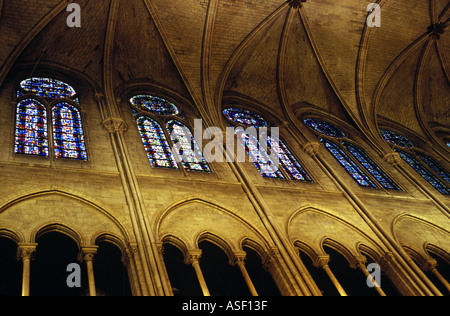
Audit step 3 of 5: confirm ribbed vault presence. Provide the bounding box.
[0,0,448,151]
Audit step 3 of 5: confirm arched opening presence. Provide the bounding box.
[363,253,401,296]
[162,243,202,296]
[298,250,339,296]
[31,232,87,296]
[426,252,450,296]
[0,237,21,296]
[324,246,378,296]
[199,241,249,296]
[93,241,132,296]
[243,246,281,296]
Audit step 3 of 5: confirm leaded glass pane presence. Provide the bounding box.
[396,149,450,195]
[167,120,210,172]
[52,103,87,160]
[130,95,179,116]
[15,99,49,157]
[344,142,400,190]
[304,118,346,138]
[380,129,415,148]
[269,136,313,182]
[416,153,450,184]
[20,78,76,99]
[321,139,377,188]
[223,108,268,128]
[236,128,284,179]
[137,116,178,169]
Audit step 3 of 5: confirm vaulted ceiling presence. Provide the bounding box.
[0,0,449,151]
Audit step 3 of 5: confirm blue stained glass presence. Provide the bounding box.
[304,118,346,138]
[15,99,49,157]
[380,129,415,148]
[223,108,268,128]
[137,116,178,169]
[167,120,211,172]
[396,149,450,195]
[236,128,285,179]
[52,103,87,160]
[321,139,377,188]
[130,95,179,116]
[269,136,313,182]
[416,153,450,184]
[20,78,76,99]
[344,142,400,190]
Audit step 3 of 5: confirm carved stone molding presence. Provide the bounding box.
[287,0,307,9]
[383,152,403,166]
[303,141,322,157]
[428,22,446,40]
[102,117,128,134]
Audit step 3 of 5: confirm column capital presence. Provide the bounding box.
[262,247,281,271]
[102,117,128,134]
[314,255,331,269]
[185,249,203,265]
[233,251,247,266]
[421,259,438,272]
[351,255,368,269]
[80,246,99,262]
[17,243,37,261]
[94,93,105,101]
[303,141,322,157]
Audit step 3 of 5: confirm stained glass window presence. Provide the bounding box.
[137,116,178,169]
[52,103,87,160]
[167,120,211,172]
[15,99,49,157]
[380,129,415,148]
[223,108,268,128]
[20,78,77,99]
[416,153,450,184]
[396,149,450,195]
[224,108,312,181]
[130,95,179,116]
[269,135,313,182]
[321,139,377,188]
[343,142,400,190]
[304,118,346,138]
[236,128,285,179]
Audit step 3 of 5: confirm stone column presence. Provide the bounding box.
[315,255,348,296]
[186,250,210,296]
[354,256,386,296]
[81,246,99,297]
[422,259,450,294]
[17,243,37,297]
[234,251,258,296]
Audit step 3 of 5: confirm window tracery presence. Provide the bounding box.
[305,118,399,190]
[15,78,87,161]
